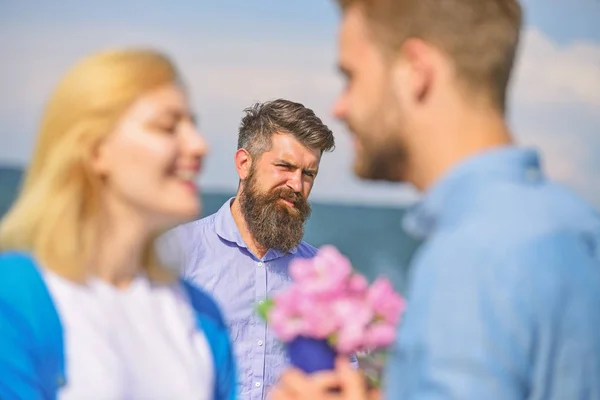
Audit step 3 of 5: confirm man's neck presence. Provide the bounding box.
[408,106,513,192]
[230,195,268,259]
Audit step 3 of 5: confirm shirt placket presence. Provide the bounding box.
[251,258,268,400]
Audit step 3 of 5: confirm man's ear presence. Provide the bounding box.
[394,38,435,105]
[235,148,252,180]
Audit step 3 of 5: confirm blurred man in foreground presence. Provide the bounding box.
[272,0,600,399]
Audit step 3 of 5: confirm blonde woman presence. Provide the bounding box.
[0,49,236,399]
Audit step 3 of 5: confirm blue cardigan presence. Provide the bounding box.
[0,252,237,400]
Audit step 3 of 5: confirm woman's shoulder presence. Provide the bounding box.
[0,251,59,321]
[179,279,237,399]
[0,250,37,266]
[179,279,227,329]
[0,251,44,295]
[0,253,65,397]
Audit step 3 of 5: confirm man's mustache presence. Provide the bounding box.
[272,188,304,205]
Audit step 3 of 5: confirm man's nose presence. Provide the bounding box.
[332,93,348,120]
[286,171,303,193]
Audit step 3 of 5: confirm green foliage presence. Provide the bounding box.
[256,298,275,321]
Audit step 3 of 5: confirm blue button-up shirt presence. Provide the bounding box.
[160,199,319,400]
[385,147,600,399]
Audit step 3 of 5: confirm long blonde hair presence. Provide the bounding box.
[0,49,181,282]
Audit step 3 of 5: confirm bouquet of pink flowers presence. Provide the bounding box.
[257,245,406,381]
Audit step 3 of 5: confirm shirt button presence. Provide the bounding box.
[257,262,263,267]
[258,340,264,346]
[255,382,261,388]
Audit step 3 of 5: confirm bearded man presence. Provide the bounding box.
[161,98,343,400]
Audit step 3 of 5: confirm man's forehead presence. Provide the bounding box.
[264,134,321,165]
[338,8,371,63]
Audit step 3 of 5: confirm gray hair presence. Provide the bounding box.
[237,98,335,158]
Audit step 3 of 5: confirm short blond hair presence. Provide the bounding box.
[0,49,181,282]
[336,0,522,111]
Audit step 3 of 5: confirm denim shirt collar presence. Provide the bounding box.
[403,146,544,239]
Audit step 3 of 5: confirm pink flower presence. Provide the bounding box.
[347,273,368,295]
[287,258,314,283]
[274,286,311,314]
[270,287,310,341]
[269,307,305,342]
[260,245,406,353]
[364,322,397,349]
[273,287,298,310]
[272,284,339,339]
[336,320,368,354]
[367,278,406,325]
[289,246,352,297]
[331,296,373,326]
[302,302,339,339]
[328,295,373,354]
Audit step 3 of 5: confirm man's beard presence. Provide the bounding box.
[353,135,407,182]
[239,167,312,253]
[348,93,408,182]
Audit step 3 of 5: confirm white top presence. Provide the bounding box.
[43,270,214,400]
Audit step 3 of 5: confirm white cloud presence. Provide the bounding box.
[511,28,600,109]
[515,125,600,208]
[517,130,589,186]
[0,23,599,206]
[508,29,600,206]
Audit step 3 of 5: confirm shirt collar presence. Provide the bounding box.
[214,197,299,257]
[214,197,246,248]
[403,146,544,239]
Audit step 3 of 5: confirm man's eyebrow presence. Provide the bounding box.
[274,159,296,167]
[275,159,318,175]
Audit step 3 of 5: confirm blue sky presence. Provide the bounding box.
[1,1,599,207]
[523,0,600,44]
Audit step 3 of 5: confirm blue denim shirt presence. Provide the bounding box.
[385,147,600,399]
[161,199,321,400]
